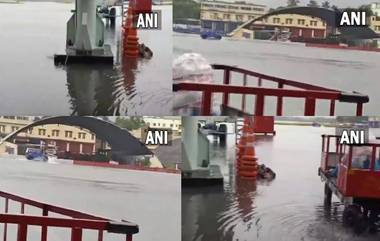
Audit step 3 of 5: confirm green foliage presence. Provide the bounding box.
[173,0,201,22]
[321,1,330,8]
[115,117,145,130]
[287,0,300,7]
[307,0,319,7]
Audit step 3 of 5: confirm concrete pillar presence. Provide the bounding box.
[182,117,201,171]
[74,0,97,51]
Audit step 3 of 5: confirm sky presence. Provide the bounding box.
[219,0,377,8]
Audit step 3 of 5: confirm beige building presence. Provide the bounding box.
[369,16,380,34]
[200,0,267,34]
[143,117,182,133]
[230,13,327,40]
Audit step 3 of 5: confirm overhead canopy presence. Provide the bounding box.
[1,116,152,157]
[240,7,379,39]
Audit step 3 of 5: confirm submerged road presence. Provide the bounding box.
[182,125,380,241]
[0,157,180,241]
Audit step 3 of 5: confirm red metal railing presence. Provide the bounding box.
[0,191,138,241]
[173,64,369,116]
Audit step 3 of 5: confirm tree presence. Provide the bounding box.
[307,0,319,7]
[321,1,330,8]
[173,0,201,23]
[115,117,145,130]
[358,4,374,16]
[287,0,300,7]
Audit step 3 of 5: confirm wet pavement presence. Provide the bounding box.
[0,2,172,115]
[182,125,380,241]
[0,157,180,241]
[173,34,380,116]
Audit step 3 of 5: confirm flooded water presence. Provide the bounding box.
[182,125,380,241]
[173,34,380,116]
[0,157,180,241]
[0,2,173,115]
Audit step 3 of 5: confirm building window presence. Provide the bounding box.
[11,126,19,132]
[298,19,305,25]
[78,132,86,139]
[241,7,251,11]
[153,123,156,126]
[310,20,318,26]
[91,134,95,140]
[65,131,73,138]
[0,125,5,133]
[38,129,46,136]
[163,123,166,127]
[223,14,230,20]
[236,15,243,21]
[213,13,218,19]
[273,18,280,24]
[52,130,60,137]
[285,18,293,24]
[170,124,173,128]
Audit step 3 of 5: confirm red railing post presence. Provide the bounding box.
[17,224,27,241]
[98,230,104,241]
[329,100,335,116]
[356,103,363,116]
[126,234,133,241]
[255,95,265,116]
[241,74,247,112]
[71,228,83,241]
[304,97,316,116]
[20,203,25,214]
[41,207,48,241]
[201,91,212,115]
[276,83,284,116]
[3,198,9,241]
[222,69,230,106]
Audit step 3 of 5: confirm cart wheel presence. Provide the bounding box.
[343,205,361,227]
[343,205,368,234]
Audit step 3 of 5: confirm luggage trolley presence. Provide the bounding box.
[319,135,380,233]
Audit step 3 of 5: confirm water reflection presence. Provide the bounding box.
[65,58,138,115]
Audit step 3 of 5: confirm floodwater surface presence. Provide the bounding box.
[0,157,180,241]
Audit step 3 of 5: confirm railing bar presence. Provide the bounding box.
[4,198,9,241]
[222,69,230,106]
[276,83,284,116]
[21,203,25,214]
[201,91,212,115]
[98,230,104,241]
[356,103,363,116]
[41,207,48,241]
[126,234,133,241]
[304,97,316,116]
[17,224,27,241]
[329,100,335,116]
[71,228,83,241]
[241,74,247,112]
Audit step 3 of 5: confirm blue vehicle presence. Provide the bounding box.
[25,148,48,161]
[200,30,222,40]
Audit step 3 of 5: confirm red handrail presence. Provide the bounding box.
[0,191,138,241]
[173,64,369,116]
